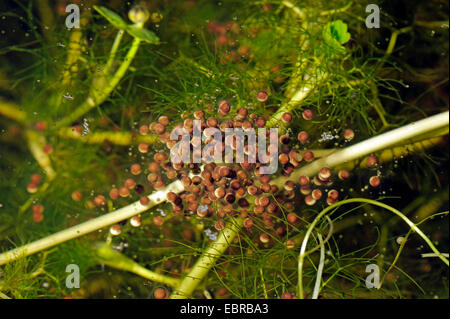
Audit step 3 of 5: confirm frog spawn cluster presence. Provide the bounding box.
[63,93,380,246]
[20,96,383,300]
[25,99,381,247]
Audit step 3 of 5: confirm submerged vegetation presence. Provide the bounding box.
[0,0,448,299]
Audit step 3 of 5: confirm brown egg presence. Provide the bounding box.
[109,188,120,200]
[302,109,314,120]
[109,225,122,236]
[369,176,381,187]
[366,155,378,168]
[297,131,309,143]
[140,196,150,205]
[281,112,292,123]
[153,288,167,299]
[94,195,106,206]
[130,216,142,227]
[71,190,83,201]
[256,91,268,102]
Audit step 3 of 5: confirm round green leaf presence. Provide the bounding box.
[126,25,160,44]
[322,20,351,52]
[93,5,128,30]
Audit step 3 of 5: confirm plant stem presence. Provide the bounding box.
[320,2,353,16]
[379,212,449,289]
[260,268,269,299]
[36,0,55,43]
[267,69,326,128]
[270,111,449,189]
[0,180,184,266]
[422,253,450,258]
[281,1,306,19]
[0,292,11,299]
[387,27,413,56]
[56,127,159,145]
[18,181,51,219]
[369,81,390,128]
[96,244,180,288]
[0,100,26,123]
[298,198,449,299]
[25,130,56,180]
[54,37,142,129]
[412,190,449,222]
[336,135,445,172]
[61,13,90,88]
[170,217,244,299]
[177,53,214,79]
[377,225,389,270]
[311,233,325,299]
[104,29,125,74]
[414,20,450,28]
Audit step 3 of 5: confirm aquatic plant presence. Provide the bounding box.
[0,0,448,299]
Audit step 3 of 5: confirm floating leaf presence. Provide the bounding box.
[126,25,160,44]
[93,5,128,30]
[94,5,160,45]
[322,20,351,52]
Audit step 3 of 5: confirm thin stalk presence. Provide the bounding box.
[96,244,180,288]
[258,1,309,101]
[271,111,449,189]
[336,135,446,172]
[18,181,51,219]
[377,225,389,270]
[267,69,326,128]
[0,180,184,266]
[0,100,26,123]
[386,27,413,56]
[320,2,353,16]
[36,0,55,43]
[0,292,11,299]
[414,20,450,28]
[54,37,142,129]
[369,81,390,128]
[177,53,214,79]
[298,198,449,299]
[311,233,325,299]
[422,253,450,258]
[281,1,306,19]
[378,189,449,271]
[170,217,244,299]
[56,127,159,145]
[412,189,449,222]
[378,211,449,289]
[260,268,269,299]
[104,29,125,74]
[304,216,333,256]
[25,130,56,180]
[61,13,90,88]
